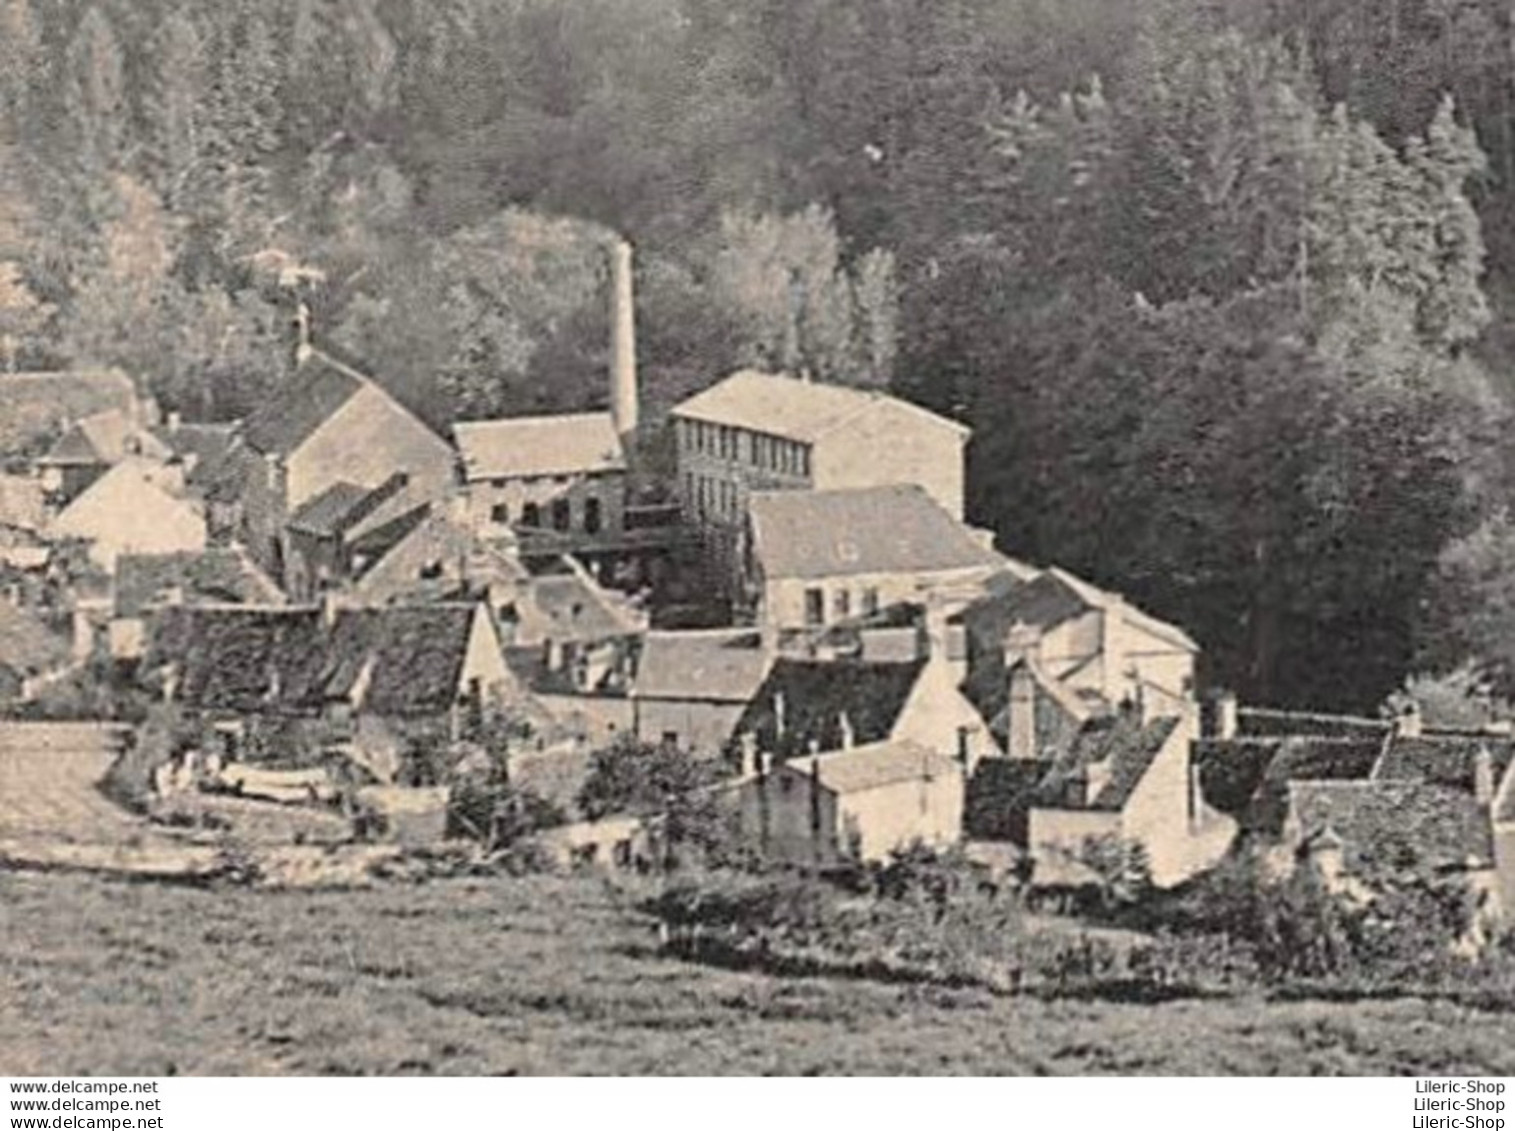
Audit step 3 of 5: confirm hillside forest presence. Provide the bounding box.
[4,0,1515,712]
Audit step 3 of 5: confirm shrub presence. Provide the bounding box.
[100,703,195,812]
[447,771,565,851]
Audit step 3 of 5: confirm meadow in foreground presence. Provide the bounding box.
[2,870,1513,1076]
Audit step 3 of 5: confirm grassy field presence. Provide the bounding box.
[3,869,1514,1076]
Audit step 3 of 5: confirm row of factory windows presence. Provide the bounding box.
[685,472,739,522]
[679,418,812,478]
[489,496,604,534]
[803,585,882,626]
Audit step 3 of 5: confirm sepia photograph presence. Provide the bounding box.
[2,0,1515,1085]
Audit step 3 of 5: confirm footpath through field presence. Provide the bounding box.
[0,721,223,874]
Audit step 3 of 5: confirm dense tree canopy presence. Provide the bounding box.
[3,0,1515,709]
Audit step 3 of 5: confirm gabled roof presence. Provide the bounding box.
[52,460,202,537]
[733,657,927,760]
[1035,714,1182,812]
[955,566,1198,655]
[347,503,438,579]
[113,548,284,618]
[516,564,644,643]
[286,472,413,540]
[1288,780,1494,871]
[1195,735,1384,836]
[454,412,625,481]
[785,739,961,796]
[287,481,374,537]
[147,602,485,716]
[0,602,72,677]
[147,607,326,712]
[748,484,1003,581]
[0,369,137,455]
[965,654,1102,756]
[240,351,366,457]
[673,370,969,444]
[1373,733,1515,794]
[39,409,169,467]
[632,629,772,703]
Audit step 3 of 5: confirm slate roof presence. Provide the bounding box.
[1195,735,1384,836]
[673,370,968,444]
[347,504,437,579]
[0,369,137,456]
[1373,733,1515,794]
[287,481,374,537]
[632,629,771,702]
[113,548,284,618]
[785,739,961,796]
[748,484,1003,581]
[732,657,927,760]
[147,603,483,716]
[1288,780,1494,871]
[454,412,625,481]
[240,352,365,457]
[1034,714,1182,812]
[954,566,1198,658]
[157,422,236,480]
[0,603,72,677]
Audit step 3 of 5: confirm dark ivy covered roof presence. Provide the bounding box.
[732,657,927,760]
[147,602,483,716]
[1289,780,1494,872]
[240,353,365,457]
[1374,733,1515,795]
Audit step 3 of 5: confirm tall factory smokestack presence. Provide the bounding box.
[609,237,638,452]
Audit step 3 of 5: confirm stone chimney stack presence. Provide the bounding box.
[1214,690,1239,740]
[293,300,313,368]
[1396,701,1423,739]
[1475,745,1496,806]
[1007,659,1037,760]
[738,731,759,779]
[609,238,638,451]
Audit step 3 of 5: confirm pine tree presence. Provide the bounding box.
[63,6,128,174]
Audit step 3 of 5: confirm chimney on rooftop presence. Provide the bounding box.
[1475,745,1496,807]
[609,238,638,453]
[1007,659,1037,761]
[293,300,313,368]
[1395,700,1423,739]
[738,731,759,779]
[1213,690,1239,741]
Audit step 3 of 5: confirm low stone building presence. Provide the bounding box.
[734,738,965,865]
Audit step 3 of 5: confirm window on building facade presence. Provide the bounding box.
[584,496,602,534]
[834,589,851,621]
[799,445,811,477]
[804,587,825,626]
[522,502,541,527]
[552,498,571,531]
[862,587,880,616]
[491,502,509,525]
